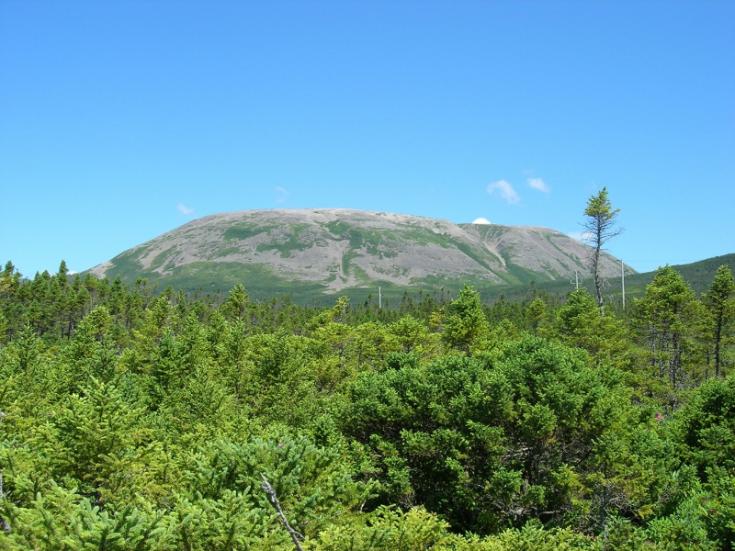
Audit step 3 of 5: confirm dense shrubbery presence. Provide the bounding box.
[0,260,733,549]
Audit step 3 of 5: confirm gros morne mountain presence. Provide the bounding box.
[90,209,630,299]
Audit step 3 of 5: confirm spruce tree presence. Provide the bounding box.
[583,187,620,311]
[704,265,735,378]
[635,266,703,394]
[442,285,489,353]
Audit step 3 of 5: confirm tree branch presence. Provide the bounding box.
[260,474,304,551]
[0,472,10,533]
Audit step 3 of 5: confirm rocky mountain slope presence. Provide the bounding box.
[90,209,632,297]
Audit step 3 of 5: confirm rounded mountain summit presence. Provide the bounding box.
[90,209,631,300]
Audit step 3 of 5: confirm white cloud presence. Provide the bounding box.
[528,177,550,193]
[486,180,520,204]
[568,231,593,242]
[177,203,195,216]
[472,217,492,225]
[275,186,290,204]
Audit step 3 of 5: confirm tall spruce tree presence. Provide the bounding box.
[704,265,735,378]
[635,266,703,394]
[583,187,620,311]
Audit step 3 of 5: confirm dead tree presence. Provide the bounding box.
[260,474,303,551]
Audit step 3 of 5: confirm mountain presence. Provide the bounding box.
[475,253,735,305]
[596,252,735,297]
[89,209,632,300]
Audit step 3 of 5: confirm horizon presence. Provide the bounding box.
[21,206,735,280]
[5,204,735,278]
[2,1,734,276]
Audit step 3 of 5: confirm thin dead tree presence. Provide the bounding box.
[260,474,303,551]
[0,408,8,534]
[0,471,10,533]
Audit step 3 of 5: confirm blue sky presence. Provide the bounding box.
[1,1,733,276]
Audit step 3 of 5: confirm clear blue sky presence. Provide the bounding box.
[1,1,733,276]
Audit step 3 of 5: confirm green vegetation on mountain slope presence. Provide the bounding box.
[100,244,735,312]
[475,253,735,306]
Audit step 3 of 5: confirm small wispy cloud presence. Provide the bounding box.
[568,231,593,242]
[486,180,520,204]
[472,217,492,225]
[177,203,195,216]
[275,186,290,204]
[528,177,550,193]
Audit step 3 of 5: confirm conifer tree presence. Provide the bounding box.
[553,289,630,365]
[221,283,250,321]
[525,297,547,334]
[441,285,489,353]
[635,266,703,393]
[56,260,69,286]
[704,265,735,378]
[0,310,7,345]
[2,255,735,549]
[583,187,620,311]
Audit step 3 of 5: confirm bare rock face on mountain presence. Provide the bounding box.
[90,209,631,298]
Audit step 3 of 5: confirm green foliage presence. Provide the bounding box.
[551,289,631,366]
[441,285,489,353]
[255,224,311,257]
[674,375,735,478]
[703,265,735,377]
[340,336,654,534]
[223,222,275,241]
[0,262,734,549]
[583,187,621,309]
[634,267,707,395]
[220,283,250,321]
[584,187,619,224]
[525,297,548,333]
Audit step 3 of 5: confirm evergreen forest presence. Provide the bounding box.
[0,259,734,550]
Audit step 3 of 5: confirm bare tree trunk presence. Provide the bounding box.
[714,313,723,378]
[0,472,10,533]
[260,474,304,551]
[593,225,603,311]
[671,333,683,390]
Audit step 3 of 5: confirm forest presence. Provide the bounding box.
[0,258,733,550]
